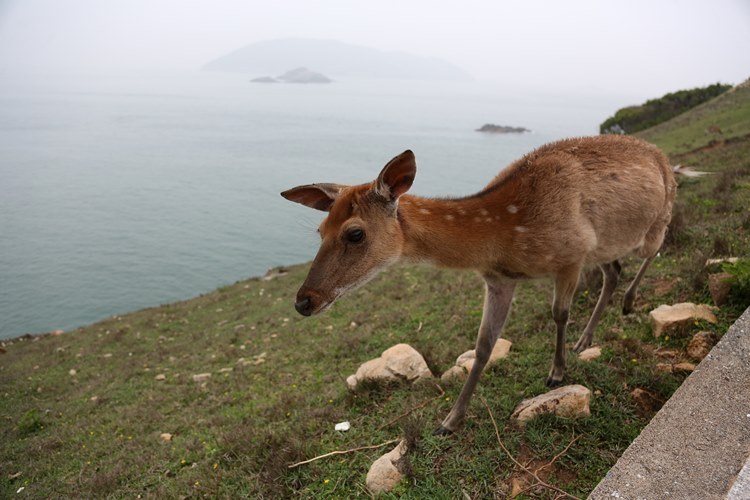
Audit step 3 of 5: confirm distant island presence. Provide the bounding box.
[476,124,530,134]
[251,67,332,84]
[204,38,472,81]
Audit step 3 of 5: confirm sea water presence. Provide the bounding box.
[0,70,632,339]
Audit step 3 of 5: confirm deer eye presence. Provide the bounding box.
[346,228,365,243]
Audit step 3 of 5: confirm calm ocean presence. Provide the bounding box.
[0,70,632,339]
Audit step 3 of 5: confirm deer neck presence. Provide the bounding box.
[396,193,521,269]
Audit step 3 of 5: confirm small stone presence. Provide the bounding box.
[654,349,681,359]
[69,369,77,376]
[102,353,113,358]
[218,367,233,373]
[347,344,433,390]
[440,365,468,382]
[686,331,718,361]
[451,339,513,374]
[578,346,602,361]
[649,303,717,337]
[160,433,173,442]
[366,440,407,494]
[90,396,98,402]
[192,373,211,382]
[707,272,733,307]
[673,362,696,373]
[334,421,351,432]
[655,363,673,374]
[155,374,166,381]
[631,388,662,413]
[511,385,591,426]
[51,329,64,336]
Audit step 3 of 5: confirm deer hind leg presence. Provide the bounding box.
[622,256,654,314]
[573,260,621,353]
[434,279,516,436]
[546,265,581,387]
[623,222,666,314]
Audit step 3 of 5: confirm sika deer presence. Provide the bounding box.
[281,135,676,434]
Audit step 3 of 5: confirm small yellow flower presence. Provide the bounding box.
[665,335,670,341]
[631,358,638,363]
[181,459,186,464]
[213,463,218,470]
[324,479,330,485]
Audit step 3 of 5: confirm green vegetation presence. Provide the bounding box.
[723,259,750,306]
[2,83,749,498]
[600,83,731,135]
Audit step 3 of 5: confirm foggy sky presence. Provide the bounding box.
[1,0,748,98]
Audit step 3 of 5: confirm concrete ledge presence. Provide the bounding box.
[591,306,750,499]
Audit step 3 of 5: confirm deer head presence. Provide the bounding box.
[281,150,416,316]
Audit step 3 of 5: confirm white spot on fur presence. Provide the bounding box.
[485,217,493,223]
[514,226,528,233]
[458,208,467,215]
[473,217,482,223]
[419,208,431,215]
[444,214,455,221]
[507,204,518,214]
[479,208,489,216]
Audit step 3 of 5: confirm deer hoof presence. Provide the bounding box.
[432,425,454,437]
[545,376,563,388]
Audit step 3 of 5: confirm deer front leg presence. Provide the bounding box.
[434,279,516,435]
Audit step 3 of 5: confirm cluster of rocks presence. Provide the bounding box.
[339,280,734,494]
[349,341,592,493]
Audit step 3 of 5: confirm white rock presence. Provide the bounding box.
[334,421,351,432]
[511,384,591,426]
[160,432,173,442]
[649,303,717,337]
[441,339,512,381]
[192,373,211,382]
[366,440,407,494]
[578,346,602,361]
[346,344,432,390]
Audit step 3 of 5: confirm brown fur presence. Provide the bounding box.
[281,135,676,433]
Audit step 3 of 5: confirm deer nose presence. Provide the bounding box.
[294,297,313,316]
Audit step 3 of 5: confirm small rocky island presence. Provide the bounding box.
[476,123,530,134]
[251,67,332,84]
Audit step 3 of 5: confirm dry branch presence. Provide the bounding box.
[480,397,581,500]
[287,438,400,469]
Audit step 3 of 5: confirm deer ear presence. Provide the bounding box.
[280,183,345,212]
[376,150,416,201]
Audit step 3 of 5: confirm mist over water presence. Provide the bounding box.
[0,70,630,339]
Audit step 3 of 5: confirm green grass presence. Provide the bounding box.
[2,85,750,498]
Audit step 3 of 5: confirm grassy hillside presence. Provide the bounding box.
[2,86,749,498]
[599,83,731,135]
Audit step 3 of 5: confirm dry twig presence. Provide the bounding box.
[479,397,581,500]
[287,438,400,469]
